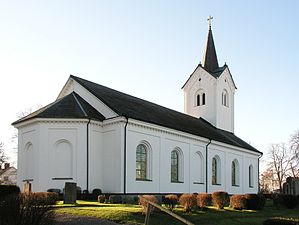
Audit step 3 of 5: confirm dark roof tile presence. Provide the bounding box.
[12,92,105,125]
[71,75,261,154]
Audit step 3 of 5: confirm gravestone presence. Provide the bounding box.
[64,182,77,204]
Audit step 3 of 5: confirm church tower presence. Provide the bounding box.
[182,17,237,133]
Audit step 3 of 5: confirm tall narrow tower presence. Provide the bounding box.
[182,17,237,133]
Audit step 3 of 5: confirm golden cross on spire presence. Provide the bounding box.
[207,15,213,29]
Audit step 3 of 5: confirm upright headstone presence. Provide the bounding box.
[64,182,77,204]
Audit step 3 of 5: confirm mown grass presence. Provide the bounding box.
[53,200,299,225]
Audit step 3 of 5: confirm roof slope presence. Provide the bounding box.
[12,92,105,125]
[71,75,261,154]
[202,28,219,73]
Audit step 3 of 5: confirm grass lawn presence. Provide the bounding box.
[54,200,299,225]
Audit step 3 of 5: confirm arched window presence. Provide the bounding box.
[171,148,183,182]
[136,144,148,180]
[202,93,206,105]
[232,159,239,186]
[197,94,200,106]
[212,156,221,185]
[195,152,204,183]
[195,90,206,107]
[249,165,253,188]
[222,90,229,107]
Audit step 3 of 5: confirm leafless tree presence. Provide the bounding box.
[260,168,275,193]
[0,142,8,168]
[267,143,292,192]
[289,130,299,177]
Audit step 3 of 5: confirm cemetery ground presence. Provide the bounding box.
[53,200,299,225]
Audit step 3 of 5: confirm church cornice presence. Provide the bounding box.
[13,118,102,128]
[211,140,262,156]
[127,118,211,143]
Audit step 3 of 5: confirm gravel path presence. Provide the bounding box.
[53,213,121,225]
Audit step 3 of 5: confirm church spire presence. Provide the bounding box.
[202,16,219,73]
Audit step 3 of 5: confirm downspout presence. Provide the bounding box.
[86,118,91,192]
[258,153,263,193]
[205,139,212,193]
[123,117,129,194]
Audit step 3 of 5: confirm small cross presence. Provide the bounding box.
[207,15,213,29]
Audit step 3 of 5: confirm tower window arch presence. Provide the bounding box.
[212,155,221,185]
[136,142,152,180]
[195,90,206,106]
[222,89,229,107]
[171,148,184,182]
[231,159,240,186]
[249,165,254,188]
[197,94,200,106]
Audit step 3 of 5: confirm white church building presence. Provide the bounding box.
[13,22,262,194]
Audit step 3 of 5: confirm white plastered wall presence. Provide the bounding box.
[183,67,217,126]
[215,69,235,132]
[125,120,260,194]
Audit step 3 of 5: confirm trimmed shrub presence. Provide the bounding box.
[163,194,178,210]
[282,195,298,209]
[245,194,263,210]
[197,193,211,209]
[83,190,89,194]
[32,192,59,205]
[109,195,123,204]
[92,188,102,196]
[98,195,106,203]
[212,191,229,209]
[47,188,61,194]
[139,195,158,215]
[0,185,20,199]
[263,217,299,225]
[122,195,139,204]
[179,194,197,212]
[230,194,247,210]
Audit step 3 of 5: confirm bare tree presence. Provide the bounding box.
[290,130,299,177]
[267,143,292,192]
[260,168,275,193]
[0,142,7,168]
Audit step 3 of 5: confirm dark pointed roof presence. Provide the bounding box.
[69,75,261,154]
[12,92,105,125]
[202,27,219,73]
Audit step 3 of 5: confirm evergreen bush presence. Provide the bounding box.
[0,185,20,199]
[109,195,123,204]
[282,195,298,209]
[245,194,263,210]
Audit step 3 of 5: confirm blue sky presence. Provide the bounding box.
[0,1,298,167]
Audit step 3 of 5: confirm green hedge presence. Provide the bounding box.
[0,185,20,199]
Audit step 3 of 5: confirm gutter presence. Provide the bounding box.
[205,139,212,193]
[123,117,129,194]
[86,118,91,191]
